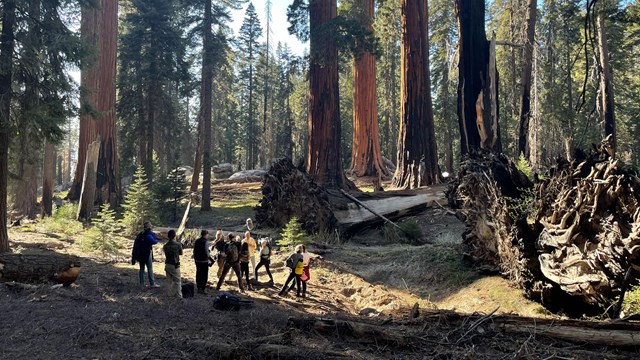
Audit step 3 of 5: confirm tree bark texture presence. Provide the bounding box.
[517,0,537,160]
[0,0,16,253]
[0,253,81,286]
[596,12,616,154]
[349,0,388,179]
[94,0,120,208]
[69,4,99,200]
[201,0,213,211]
[456,0,501,155]
[307,0,349,190]
[190,106,203,193]
[77,139,101,221]
[392,0,438,189]
[42,141,56,217]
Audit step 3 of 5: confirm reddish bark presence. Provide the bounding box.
[306,0,351,190]
[349,0,389,179]
[42,141,56,217]
[392,0,438,189]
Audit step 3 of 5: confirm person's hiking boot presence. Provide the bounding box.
[150,284,160,288]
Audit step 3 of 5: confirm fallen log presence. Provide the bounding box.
[256,158,445,236]
[287,317,414,347]
[419,309,640,347]
[0,253,81,285]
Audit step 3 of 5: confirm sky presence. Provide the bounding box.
[230,0,308,56]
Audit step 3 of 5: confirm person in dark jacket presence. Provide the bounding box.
[163,229,183,298]
[132,221,160,288]
[278,245,303,297]
[239,241,254,290]
[193,230,211,294]
[216,234,244,292]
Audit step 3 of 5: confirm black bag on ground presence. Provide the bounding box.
[213,292,254,311]
[181,282,195,298]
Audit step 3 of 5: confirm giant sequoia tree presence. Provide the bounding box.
[306,0,350,189]
[392,0,438,188]
[456,0,501,155]
[349,0,388,179]
[201,0,213,211]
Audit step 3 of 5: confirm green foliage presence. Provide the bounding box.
[121,167,156,235]
[39,203,84,239]
[278,216,308,247]
[516,153,533,179]
[81,204,120,256]
[621,285,640,316]
[507,187,536,221]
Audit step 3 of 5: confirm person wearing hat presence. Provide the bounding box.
[193,229,211,294]
[132,221,160,288]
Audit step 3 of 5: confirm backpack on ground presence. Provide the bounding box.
[181,282,195,298]
[213,292,254,311]
[225,242,239,263]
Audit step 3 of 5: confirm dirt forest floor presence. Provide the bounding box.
[1,184,638,359]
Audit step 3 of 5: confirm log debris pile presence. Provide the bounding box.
[449,139,640,316]
[255,158,338,233]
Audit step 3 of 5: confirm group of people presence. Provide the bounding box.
[132,222,311,299]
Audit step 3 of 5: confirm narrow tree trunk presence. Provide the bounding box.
[456,0,501,155]
[349,0,388,179]
[95,0,120,208]
[442,47,454,173]
[392,0,437,189]
[596,12,616,153]
[69,5,99,200]
[0,0,16,253]
[42,141,56,217]
[201,0,213,211]
[190,106,203,193]
[65,121,72,184]
[517,0,537,159]
[307,0,350,190]
[56,154,63,185]
[77,139,101,221]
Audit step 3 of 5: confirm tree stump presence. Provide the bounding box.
[0,253,81,285]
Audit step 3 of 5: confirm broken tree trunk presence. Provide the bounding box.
[0,253,81,285]
[77,139,101,221]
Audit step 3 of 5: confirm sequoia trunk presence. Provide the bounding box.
[596,11,616,153]
[201,0,213,211]
[307,0,349,189]
[456,0,501,155]
[392,0,438,189]
[517,0,537,159]
[42,141,56,217]
[349,0,388,178]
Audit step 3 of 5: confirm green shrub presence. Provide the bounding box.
[278,216,308,248]
[81,204,121,256]
[621,285,640,316]
[516,153,533,179]
[121,167,156,235]
[39,203,84,238]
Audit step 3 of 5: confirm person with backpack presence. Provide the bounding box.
[239,241,254,290]
[162,229,183,299]
[254,239,274,284]
[212,230,226,279]
[193,230,211,295]
[216,234,244,292]
[278,245,304,297]
[132,221,160,288]
[288,245,310,297]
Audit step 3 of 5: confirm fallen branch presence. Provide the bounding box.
[288,317,415,347]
